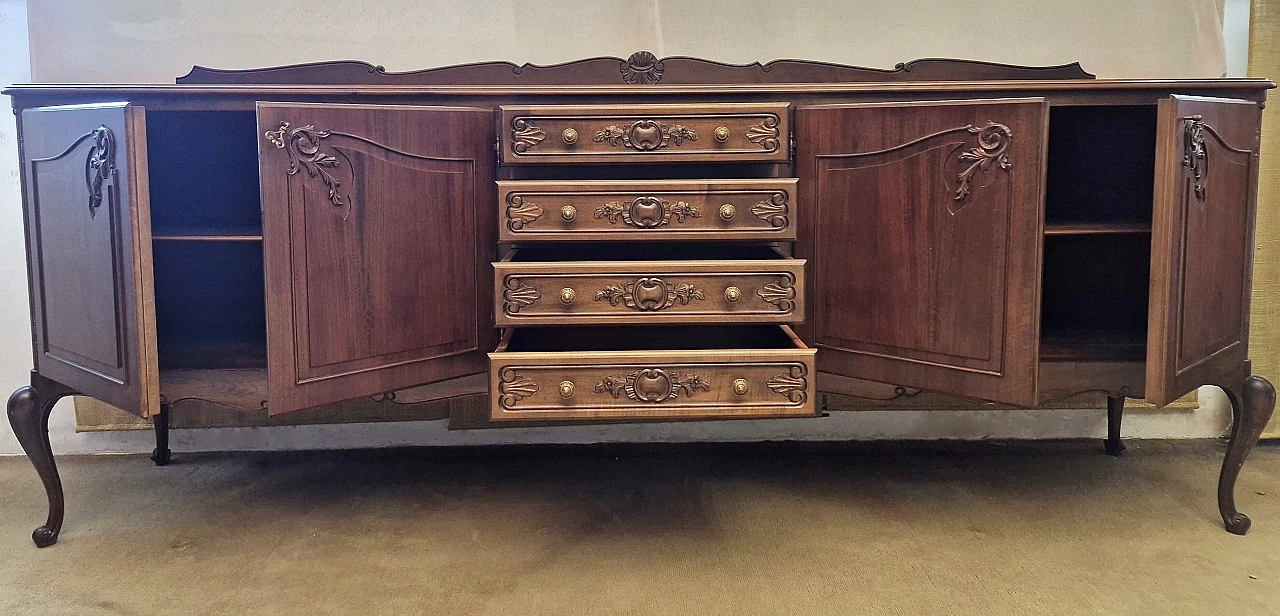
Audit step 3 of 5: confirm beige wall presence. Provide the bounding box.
[0,0,1252,454]
[27,0,1227,82]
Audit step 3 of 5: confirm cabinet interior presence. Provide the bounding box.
[147,111,262,237]
[1044,105,1157,228]
[1039,105,1156,363]
[504,325,798,353]
[509,243,784,262]
[154,241,266,369]
[1039,233,1151,362]
[148,111,267,370]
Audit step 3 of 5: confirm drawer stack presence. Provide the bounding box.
[489,103,815,422]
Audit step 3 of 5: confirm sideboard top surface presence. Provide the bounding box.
[4,54,1273,107]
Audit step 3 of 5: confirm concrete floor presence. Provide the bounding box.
[0,440,1277,616]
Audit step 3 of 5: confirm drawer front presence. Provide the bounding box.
[500,103,791,164]
[495,259,804,326]
[490,347,817,422]
[498,179,797,242]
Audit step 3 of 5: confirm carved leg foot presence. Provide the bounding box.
[1217,376,1277,535]
[1105,395,1126,456]
[6,372,76,548]
[151,403,171,466]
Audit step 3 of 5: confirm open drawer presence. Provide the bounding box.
[489,325,817,422]
[496,244,804,326]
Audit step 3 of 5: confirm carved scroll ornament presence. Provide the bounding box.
[621,51,665,85]
[595,368,711,403]
[499,369,539,407]
[506,195,544,231]
[265,121,350,218]
[594,120,696,152]
[756,274,797,311]
[745,116,781,151]
[953,122,1012,202]
[767,365,808,404]
[503,278,541,314]
[84,125,116,218]
[595,278,706,311]
[595,197,700,228]
[511,119,546,154]
[750,193,789,227]
[1183,115,1207,201]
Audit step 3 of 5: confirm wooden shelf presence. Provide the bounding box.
[152,226,263,242]
[1043,222,1152,236]
[1040,333,1146,362]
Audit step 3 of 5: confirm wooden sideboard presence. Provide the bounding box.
[4,53,1276,547]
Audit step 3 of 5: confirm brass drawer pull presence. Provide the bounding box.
[561,205,577,222]
[725,286,742,303]
[732,379,750,396]
[714,126,730,142]
[562,127,578,144]
[719,203,736,220]
[559,287,576,305]
[559,380,576,398]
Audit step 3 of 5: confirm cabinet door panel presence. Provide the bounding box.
[258,103,495,414]
[19,103,159,416]
[1146,95,1261,406]
[796,99,1047,406]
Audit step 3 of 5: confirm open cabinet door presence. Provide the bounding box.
[796,99,1048,407]
[257,103,496,414]
[1146,96,1261,407]
[19,103,159,417]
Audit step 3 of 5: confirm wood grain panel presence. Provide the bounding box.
[19,102,159,417]
[797,99,1048,407]
[495,258,804,326]
[499,104,790,164]
[497,179,797,242]
[489,326,816,422]
[257,103,495,414]
[1146,95,1262,406]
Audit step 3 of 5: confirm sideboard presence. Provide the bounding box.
[4,53,1276,547]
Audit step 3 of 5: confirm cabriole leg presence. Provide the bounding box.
[6,371,76,547]
[1217,376,1277,535]
[151,402,171,466]
[1105,395,1126,456]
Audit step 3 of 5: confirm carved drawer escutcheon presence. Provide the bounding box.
[494,258,806,326]
[594,368,711,403]
[497,179,797,242]
[499,103,791,164]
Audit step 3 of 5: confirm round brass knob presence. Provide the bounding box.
[719,204,736,220]
[559,380,576,398]
[561,205,577,222]
[714,126,730,142]
[725,286,742,302]
[562,128,578,144]
[559,287,576,304]
[732,379,750,396]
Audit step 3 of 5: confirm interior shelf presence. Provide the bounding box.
[1043,222,1152,236]
[152,226,264,242]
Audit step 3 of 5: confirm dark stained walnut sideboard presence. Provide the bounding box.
[4,53,1276,547]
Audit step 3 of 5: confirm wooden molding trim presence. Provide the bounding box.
[176,53,1096,85]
